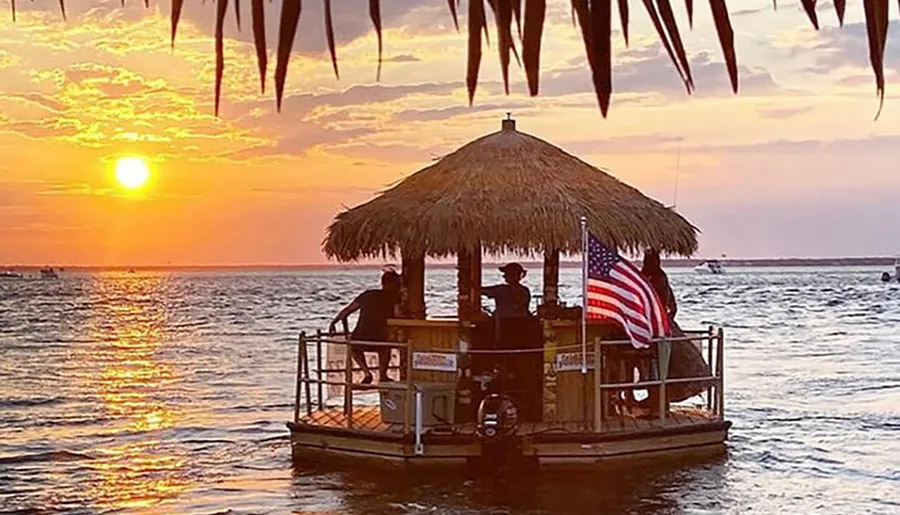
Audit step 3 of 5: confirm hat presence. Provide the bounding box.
[499,262,526,276]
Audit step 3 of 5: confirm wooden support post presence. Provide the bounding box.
[470,241,482,316]
[316,329,324,410]
[543,247,560,307]
[456,243,482,321]
[594,338,603,433]
[345,340,354,428]
[716,327,725,420]
[657,338,669,423]
[404,345,414,435]
[401,249,426,319]
[302,333,312,417]
[457,247,472,320]
[706,325,714,411]
[659,360,667,423]
[294,332,304,423]
[541,319,559,424]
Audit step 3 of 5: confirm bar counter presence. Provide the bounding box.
[387,316,627,423]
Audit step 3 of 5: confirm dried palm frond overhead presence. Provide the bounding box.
[323,116,699,262]
[9,1,895,117]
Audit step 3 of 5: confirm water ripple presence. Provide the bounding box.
[0,267,898,514]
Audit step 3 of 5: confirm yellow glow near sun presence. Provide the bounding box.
[115,157,151,190]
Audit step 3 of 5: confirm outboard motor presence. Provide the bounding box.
[475,392,521,468]
[476,393,519,439]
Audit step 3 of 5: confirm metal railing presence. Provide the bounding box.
[293,325,725,437]
[294,329,413,430]
[590,326,725,431]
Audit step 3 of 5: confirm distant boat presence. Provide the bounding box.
[881,257,899,282]
[40,267,59,279]
[0,269,22,279]
[694,259,725,274]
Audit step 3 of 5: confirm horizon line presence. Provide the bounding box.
[3,256,897,270]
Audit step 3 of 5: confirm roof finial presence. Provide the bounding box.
[501,113,516,131]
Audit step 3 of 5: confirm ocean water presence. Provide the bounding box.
[0,267,898,514]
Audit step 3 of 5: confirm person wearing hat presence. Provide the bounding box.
[481,262,531,317]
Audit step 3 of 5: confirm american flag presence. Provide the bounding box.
[585,232,671,348]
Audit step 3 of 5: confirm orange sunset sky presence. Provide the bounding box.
[1,1,899,266]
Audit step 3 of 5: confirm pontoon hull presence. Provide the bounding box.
[287,419,730,469]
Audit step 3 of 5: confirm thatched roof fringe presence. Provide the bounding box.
[10,2,892,117]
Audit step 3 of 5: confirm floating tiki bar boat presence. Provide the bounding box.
[288,117,730,468]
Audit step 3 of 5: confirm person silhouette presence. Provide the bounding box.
[481,262,531,317]
[329,270,402,384]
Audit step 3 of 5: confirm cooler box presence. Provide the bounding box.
[379,382,456,426]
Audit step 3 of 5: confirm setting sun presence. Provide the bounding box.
[115,157,151,190]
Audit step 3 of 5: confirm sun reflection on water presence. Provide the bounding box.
[81,273,190,510]
[89,441,191,511]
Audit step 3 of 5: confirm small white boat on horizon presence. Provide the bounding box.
[694,259,725,275]
[0,269,22,279]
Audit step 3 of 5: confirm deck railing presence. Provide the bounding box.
[293,329,413,431]
[293,326,725,436]
[591,326,725,430]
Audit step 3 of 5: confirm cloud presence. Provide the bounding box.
[808,22,900,75]
[0,16,271,158]
[393,102,533,123]
[166,0,439,56]
[226,123,375,159]
[540,47,778,100]
[561,134,686,156]
[4,118,83,139]
[12,93,68,113]
[385,54,421,63]
[756,105,815,119]
[256,81,463,117]
[0,181,40,208]
[686,134,900,157]
[732,6,769,17]
[333,141,449,164]
[583,133,900,165]
[218,81,469,157]
[6,1,434,48]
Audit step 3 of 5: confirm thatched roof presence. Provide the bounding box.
[323,118,698,261]
[12,2,892,117]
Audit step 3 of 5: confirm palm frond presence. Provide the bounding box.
[11,1,893,117]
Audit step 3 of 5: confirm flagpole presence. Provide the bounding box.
[580,216,589,431]
[580,216,588,375]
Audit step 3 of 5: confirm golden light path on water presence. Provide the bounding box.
[80,274,189,510]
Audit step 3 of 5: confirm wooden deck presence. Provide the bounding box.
[296,405,718,436]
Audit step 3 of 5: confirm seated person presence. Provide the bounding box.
[481,262,531,317]
[329,270,401,385]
